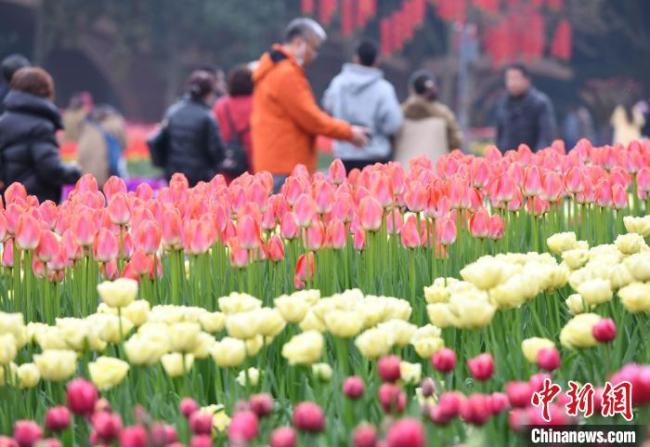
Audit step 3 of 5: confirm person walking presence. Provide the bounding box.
[251,17,368,192]
[148,70,225,186]
[323,39,402,172]
[213,65,254,180]
[394,70,462,167]
[77,105,127,186]
[0,67,81,203]
[495,63,557,152]
[0,54,30,115]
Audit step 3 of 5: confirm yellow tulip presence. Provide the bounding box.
[618,282,650,313]
[17,363,40,389]
[399,361,422,385]
[381,297,412,321]
[565,294,586,315]
[89,356,130,390]
[122,300,150,327]
[324,309,364,338]
[298,310,326,332]
[169,322,201,353]
[447,293,496,329]
[274,295,310,323]
[34,326,68,350]
[547,232,578,254]
[560,313,601,349]
[123,334,167,366]
[624,215,650,236]
[255,308,286,337]
[225,311,261,340]
[218,293,261,315]
[410,325,444,358]
[562,248,589,270]
[311,363,333,382]
[34,349,77,382]
[377,320,416,347]
[521,337,555,363]
[161,353,194,377]
[199,311,226,333]
[0,312,27,349]
[211,337,246,368]
[609,263,634,290]
[460,258,507,290]
[97,278,138,308]
[615,233,646,255]
[360,298,387,328]
[236,367,260,387]
[577,278,612,307]
[426,303,453,328]
[87,313,134,344]
[624,252,650,282]
[0,333,17,365]
[245,335,264,356]
[192,332,217,359]
[354,327,394,359]
[281,331,324,365]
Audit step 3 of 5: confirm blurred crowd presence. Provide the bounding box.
[0,17,649,202]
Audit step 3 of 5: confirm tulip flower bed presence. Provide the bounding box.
[0,140,650,446]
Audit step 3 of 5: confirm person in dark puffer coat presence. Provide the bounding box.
[0,67,81,203]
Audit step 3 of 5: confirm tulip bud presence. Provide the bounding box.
[377,355,401,383]
[119,425,148,447]
[189,435,212,447]
[66,379,98,416]
[505,381,533,408]
[91,412,122,443]
[460,393,492,426]
[292,402,325,433]
[378,383,406,414]
[592,318,617,343]
[150,423,177,445]
[44,407,70,433]
[13,420,42,447]
[249,393,274,418]
[269,427,297,447]
[420,378,436,398]
[228,411,259,442]
[386,418,425,447]
[189,412,213,435]
[353,423,377,447]
[435,392,463,422]
[343,376,365,400]
[536,347,561,371]
[467,353,494,381]
[431,348,456,373]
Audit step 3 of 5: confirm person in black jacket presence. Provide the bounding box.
[0,67,81,203]
[150,70,225,186]
[495,63,557,152]
[0,54,30,115]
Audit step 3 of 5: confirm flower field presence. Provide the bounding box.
[1,140,650,446]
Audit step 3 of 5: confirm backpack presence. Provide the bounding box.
[218,101,249,177]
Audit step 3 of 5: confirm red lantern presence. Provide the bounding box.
[319,0,337,26]
[301,0,315,14]
[551,19,571,60]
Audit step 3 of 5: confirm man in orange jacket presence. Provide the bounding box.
[251,18,368,192]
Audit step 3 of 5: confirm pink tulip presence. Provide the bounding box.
[294,194,317,227]
[592,318,617,343]
[294,252,314,289]
[467,353,494,381]
[434,392,463,423]
[35,230,58,263]
[189,411,213,435]
[537,347,561,371]
[359,196,383,231]
[1,239,13,268]
[179,398,199,419]
[119,425,148,447]
[4,183,27,205]
[611,183,628,209]
[66,379,98,416]
[189,435,212,447]
[38,201,58,230]
[400,214,420,248]
[370,174,393,208]
[266,235,285,262]
[610,363,650,406]
[150,423,177,445]
[269,427,297,447]
[182,219,215,255]
[487,214,505,240]
[314,181,335,214]
[386,418,424,447]
[71,210,96,247]
[292,402,325,433]
[107,193,131,226]
[44,406,70,432]
[529,372,551,392]
[431,348,456,373]
[133,220,162,255]
[229,238,249,269]
[343,376,365,400]
[352,227,366,251]
[280,212,299,240]
[325,219,346,249]
[228,410,259,442]
[508,408,530,433]
[469,209,490,239]
[331,193,354,223]
[435,216,456,245]
[305,220,325,251]
[15,214,41,250]
[505,381,533,408]
[92,412,122,443]
[403,181,427,212]
[328,159,347,184]
[94,228,119,263]
[353,424,377,447]
[460,393,492,425]
[237,214,261,250]
[377,355,401,383]
[249,393,274,418]
[489,392,510,414]
[12,420,41,447]
[378,383,406,414]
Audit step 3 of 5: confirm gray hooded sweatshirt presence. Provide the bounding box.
[323,63,403,160]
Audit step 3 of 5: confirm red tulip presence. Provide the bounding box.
[15,214,41,250]
[435,216,456,245]
[460,393,492,425]
[593,318,617,343]
[66,379,98,416]
[189,411,213,435]
[467,353,494,381]
[44,406,70,432]
[292,402,325,433]
[378,383,406,414]
[12,420,41,447]
[119,425,148,447]
[179,398,199,419]
[269,427,297,447]
[359,196,383,231]
[352,424,377,447]
[505,381,533,408]
[343,376,365,400]
[537,347,561,371]
[378,355,401,383]
[431,348,456,373]
[386,418,424,447]
[92,412,122,443]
